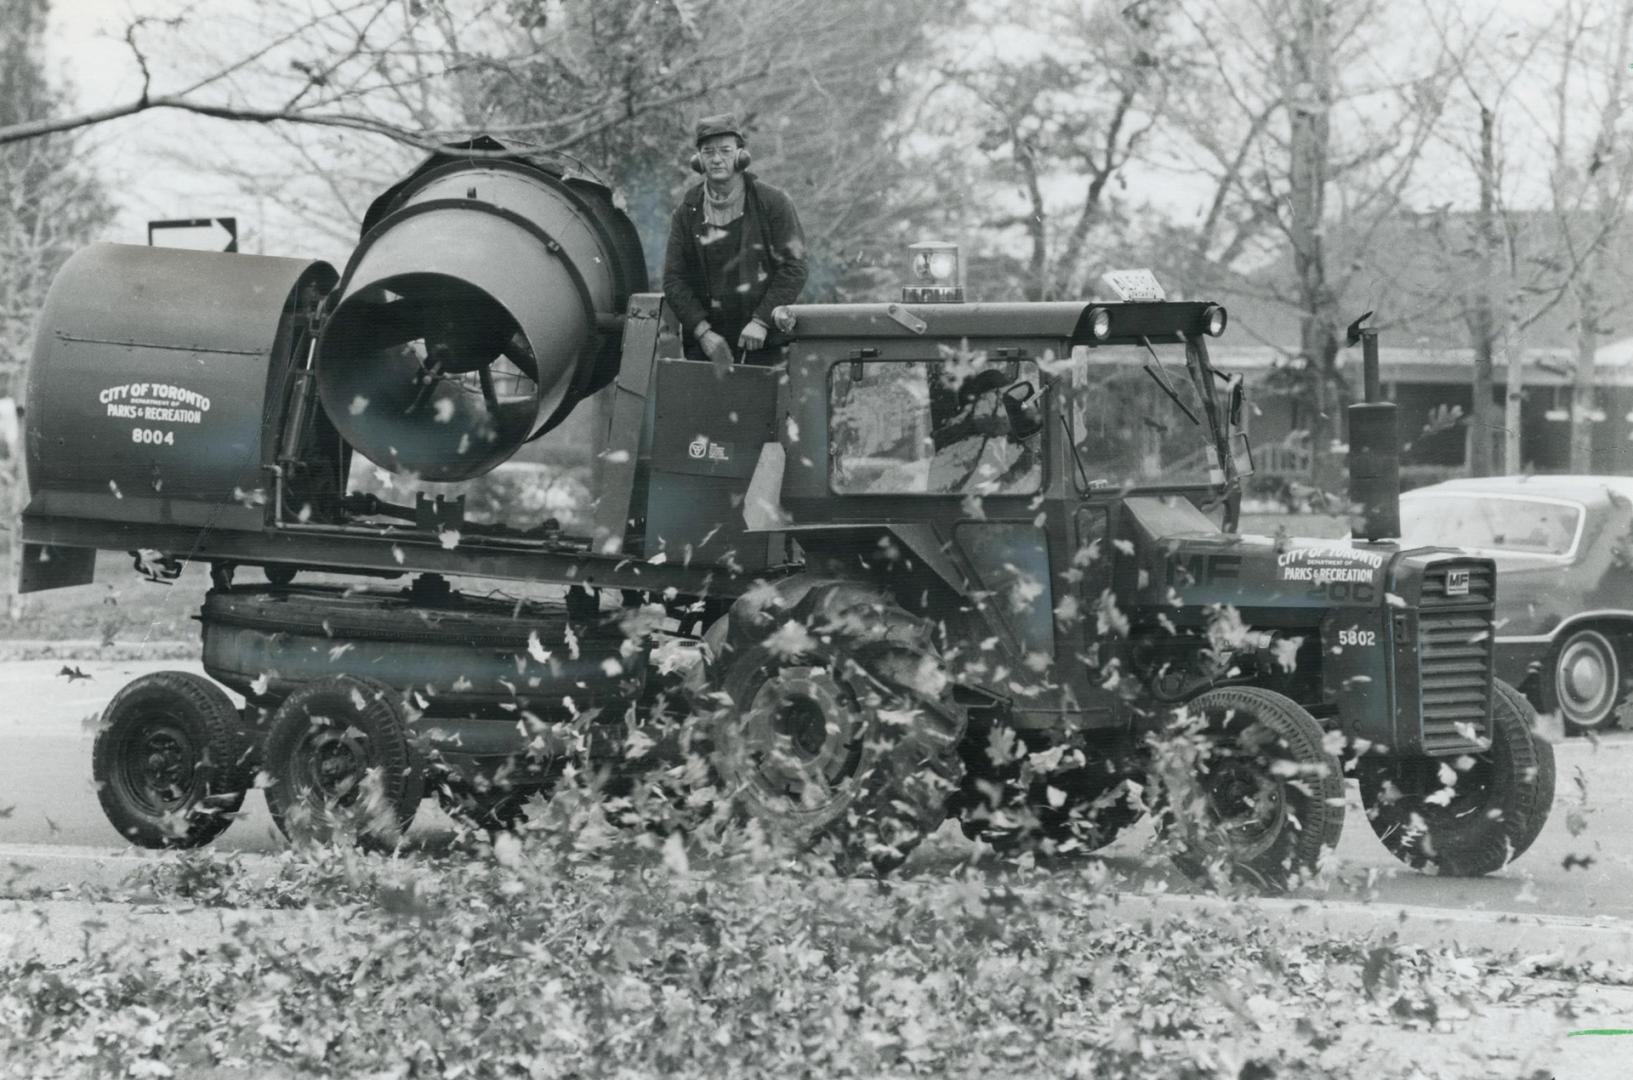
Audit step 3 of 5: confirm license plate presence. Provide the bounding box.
[1445,569,1470,596]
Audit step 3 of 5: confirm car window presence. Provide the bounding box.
[1400,494,1581,555]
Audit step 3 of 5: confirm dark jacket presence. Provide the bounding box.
[662,173,808,353]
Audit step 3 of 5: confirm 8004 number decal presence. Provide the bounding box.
[131,428,175,446]
[1337,628,1376,647]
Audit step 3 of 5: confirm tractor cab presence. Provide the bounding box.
[772,267,1244,529]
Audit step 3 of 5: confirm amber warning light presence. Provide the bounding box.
[902,240,964,304]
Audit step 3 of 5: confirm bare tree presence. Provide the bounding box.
[1543,0,1633,472]
[0,0,114,619]
[1414,2,1544,476]
[1418,0,1633,475]
[1160,0,1457,492]
[921,0,1174,301]
[40,0,963,293]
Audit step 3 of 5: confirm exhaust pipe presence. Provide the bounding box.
[1347,314,1400,541]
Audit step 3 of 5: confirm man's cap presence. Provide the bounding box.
[694,113,744,146]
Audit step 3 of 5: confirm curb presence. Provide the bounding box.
[0,640,197,662]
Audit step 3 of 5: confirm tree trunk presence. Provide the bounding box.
[1468,104,1499,477]
[1501,303,1525,474]
[1016,140,1048,301]
[1287,0,1341,495]
[2,411,19,622]
[1570,272,1598,472]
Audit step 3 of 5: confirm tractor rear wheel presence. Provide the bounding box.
[1358,677,1547,876]
[263,675,424,851]
[1158,686,1344,891]
[92,672,248,849]
[702,580,966,875]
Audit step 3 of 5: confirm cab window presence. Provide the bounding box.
[829,359,1043,496]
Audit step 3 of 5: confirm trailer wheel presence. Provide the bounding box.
[1158,686,1343,891]
[263,675,423,851]
[703,581,966,876]
[92,672,248,849]
[1358,677,1547,876]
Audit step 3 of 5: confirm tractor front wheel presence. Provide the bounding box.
[1158,686,1344,891]
[1358,677,1548,876]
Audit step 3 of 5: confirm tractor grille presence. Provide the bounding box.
[1417,561,1495,754]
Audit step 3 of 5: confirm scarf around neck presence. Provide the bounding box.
[702,177,745,227]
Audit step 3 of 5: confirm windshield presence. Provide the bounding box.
[1068,343,1217,490]
[1400,494,1582,555]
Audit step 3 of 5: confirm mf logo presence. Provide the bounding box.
[1445,568,1470,596]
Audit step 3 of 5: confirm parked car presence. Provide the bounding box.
[1400,475,1633,734]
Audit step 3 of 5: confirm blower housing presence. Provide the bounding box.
[317,140,646,481]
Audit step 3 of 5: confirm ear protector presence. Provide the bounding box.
[690,142,751,174]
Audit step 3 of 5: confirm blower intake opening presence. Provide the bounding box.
[318,273,561,481]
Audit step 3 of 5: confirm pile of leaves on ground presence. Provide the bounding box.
[0,811,1576,1080]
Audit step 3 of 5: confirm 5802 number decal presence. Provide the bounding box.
[1337,628,1376,647]
[131,428,174,446]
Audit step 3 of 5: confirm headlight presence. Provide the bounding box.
[1204,304,1228,337]
[1089,307,1112,340]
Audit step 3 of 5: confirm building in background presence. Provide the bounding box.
[1200,211,1633,485]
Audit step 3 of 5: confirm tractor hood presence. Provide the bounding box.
[1118,496,1483,618]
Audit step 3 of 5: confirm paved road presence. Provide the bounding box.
[1,657,1627,919]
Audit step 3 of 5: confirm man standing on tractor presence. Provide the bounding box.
[663,113,808,366]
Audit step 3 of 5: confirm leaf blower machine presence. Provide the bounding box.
[18,138,1553,884]
[19,139,760,847]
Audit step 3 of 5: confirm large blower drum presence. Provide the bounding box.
[316,144,647,481]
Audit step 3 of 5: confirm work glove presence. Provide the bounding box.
[700,330,734,367]
[737,319,768,352]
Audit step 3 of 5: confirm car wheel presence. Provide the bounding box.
[1548,628,1622,734]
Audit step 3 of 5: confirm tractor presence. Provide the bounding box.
[17,139,1552,884]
